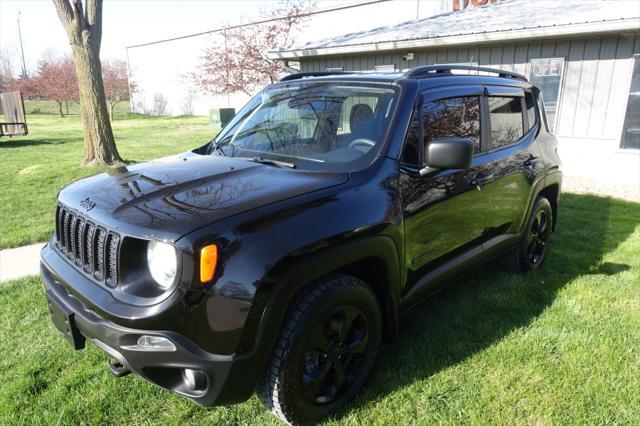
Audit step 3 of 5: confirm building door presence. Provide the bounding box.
[621,54,640,150]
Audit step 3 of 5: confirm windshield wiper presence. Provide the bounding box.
[244,157,296,169]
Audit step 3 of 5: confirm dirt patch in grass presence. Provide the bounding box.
[17,165,42,175]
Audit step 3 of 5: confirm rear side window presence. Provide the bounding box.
[525,92,537,131]
[424,97,481,154]
[488,97,524,150]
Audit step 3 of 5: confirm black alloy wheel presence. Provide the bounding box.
[301,305,369,404]
[258,274,382,425]
[501,196,554,273]
[527,209,551,266]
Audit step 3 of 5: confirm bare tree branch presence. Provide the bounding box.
[193,0,314,97]
[86,0,102,47]
[51,0,74,33]
[71,0,87,34]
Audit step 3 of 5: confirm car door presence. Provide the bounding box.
[399,87,497,288]
[477,87,543,239]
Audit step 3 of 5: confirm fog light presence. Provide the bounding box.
[121,335,176,352]
[182,368,207,391]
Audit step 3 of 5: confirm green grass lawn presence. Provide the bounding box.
[23,99,132,116]
[0,112,216,249]
[0,193,638,424]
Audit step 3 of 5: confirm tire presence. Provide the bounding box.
[257,273,382,425]
[501,196,553,273]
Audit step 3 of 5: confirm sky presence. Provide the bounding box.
[0,0,458,76]
[0,0,353,74]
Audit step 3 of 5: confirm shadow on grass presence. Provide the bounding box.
[341,193,638,417]
[0,138,78,148]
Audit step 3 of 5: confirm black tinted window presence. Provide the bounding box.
[488,97,524,149]
[424,97,481,154]
[525,92,537,131]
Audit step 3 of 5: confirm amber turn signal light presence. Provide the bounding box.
[200,244,218,283]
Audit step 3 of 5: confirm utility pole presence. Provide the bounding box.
[17,12,28,79]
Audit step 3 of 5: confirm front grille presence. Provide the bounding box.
[54,204,121,287]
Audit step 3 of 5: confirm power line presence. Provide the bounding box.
[126,0,391,49]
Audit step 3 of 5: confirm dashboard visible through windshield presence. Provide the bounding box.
[209,82,399,171]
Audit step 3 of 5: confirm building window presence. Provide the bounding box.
[621,54,640,150]
[326,67,343,72]
[424,97,481,155]
[374,64,395,73]
[488,97,524,150]
[529,58,565,133]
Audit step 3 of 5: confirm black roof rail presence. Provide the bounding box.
[279,71,358,82]
[403,65,527,81]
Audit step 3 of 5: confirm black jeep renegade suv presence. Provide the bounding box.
[41,65,562,424]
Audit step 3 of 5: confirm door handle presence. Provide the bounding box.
[471,176,491,190]
[523,155,539,167]
[471,176,492,186]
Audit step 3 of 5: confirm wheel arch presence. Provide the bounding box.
[236,235,402,394]
[251,235,401,346]
[337,255,400,340]
[538,181,560,231]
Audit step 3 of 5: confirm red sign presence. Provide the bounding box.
[452,0,500,11]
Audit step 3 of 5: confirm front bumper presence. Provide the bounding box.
[40,259,260,406]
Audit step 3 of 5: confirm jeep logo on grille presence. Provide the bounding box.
[80,197,96,212]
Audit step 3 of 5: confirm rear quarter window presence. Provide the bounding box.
[488,97,524,150]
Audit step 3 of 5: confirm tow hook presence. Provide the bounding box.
[108,360,131,377]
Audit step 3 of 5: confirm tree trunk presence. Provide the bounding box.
[58,101,64,117]
[65,101,69,115]
[71,44,122,166]
[109,101,115,121]
[52,0,122,166]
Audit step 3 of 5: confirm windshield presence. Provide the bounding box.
[209,82,399,171]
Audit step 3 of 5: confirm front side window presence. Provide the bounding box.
[211,82,398,171]
[424,97,481,155]
[488,97,524,150]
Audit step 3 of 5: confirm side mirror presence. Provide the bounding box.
[419,137,474,176]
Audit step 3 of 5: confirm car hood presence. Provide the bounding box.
[58,153,349,241]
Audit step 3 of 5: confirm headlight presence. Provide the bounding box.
[146,241,178,289]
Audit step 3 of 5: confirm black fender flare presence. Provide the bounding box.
[233,235,402,394]
[520,170,562,237]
